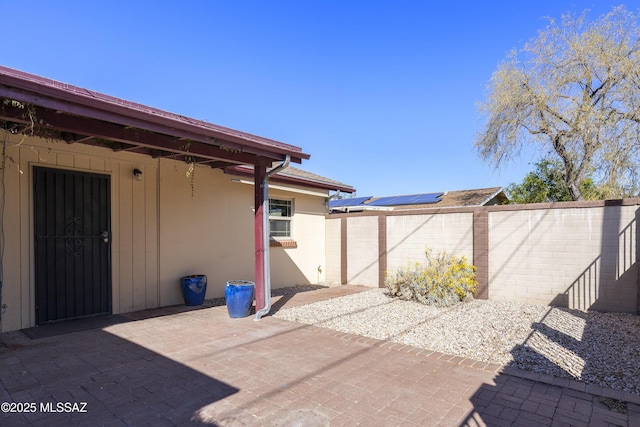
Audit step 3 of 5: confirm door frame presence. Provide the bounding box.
[32,165,113,324]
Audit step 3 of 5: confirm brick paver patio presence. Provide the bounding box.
[1,285,638,426]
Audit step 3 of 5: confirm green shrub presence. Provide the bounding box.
[385,248,478,306]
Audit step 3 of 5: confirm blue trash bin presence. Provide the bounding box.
[225,280,255,318]
[180,275,207,306]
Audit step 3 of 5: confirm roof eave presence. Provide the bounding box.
[0,66,310,164]
[225,165,356,193]
[479,188,507,206]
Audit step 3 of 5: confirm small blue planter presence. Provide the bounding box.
[225,280,255,318]
[180,275,207,306]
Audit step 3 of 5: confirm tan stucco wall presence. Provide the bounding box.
[324,218,342,285]
[0,134,330,331]
[158,162,330,305]
[269,187,328,288]
[489,206,638,312]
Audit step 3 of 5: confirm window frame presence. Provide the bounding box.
[268,198,294,240]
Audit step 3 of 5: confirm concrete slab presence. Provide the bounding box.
[0,285,636,426]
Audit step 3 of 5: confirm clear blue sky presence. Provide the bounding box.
[3,1,637,196]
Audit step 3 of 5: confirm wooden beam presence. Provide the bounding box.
[0,87,307,163]
[0,101,273,165]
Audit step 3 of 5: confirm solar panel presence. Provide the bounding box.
[367,193,443,206]
[329,196,373,208]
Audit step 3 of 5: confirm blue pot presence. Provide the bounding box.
[225,280,255,318]
[180,275,207,306]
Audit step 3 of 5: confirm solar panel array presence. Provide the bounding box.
[329,193,443,208]
[367,193,443,206]
[329,196,373,207]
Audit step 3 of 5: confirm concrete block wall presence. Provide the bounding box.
[346,216,379,286]
[324,218,342,285]
[326,200,640,313]
[489,203,638,312]
[327,210,475,289]
[386,213,474,275]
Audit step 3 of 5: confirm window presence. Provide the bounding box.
[269,199,293,238]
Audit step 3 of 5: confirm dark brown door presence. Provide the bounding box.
[34,167,111,324]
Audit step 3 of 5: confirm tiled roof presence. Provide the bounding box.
[277,166,354,191]
[225,164,356,193]
[415,187,507,208]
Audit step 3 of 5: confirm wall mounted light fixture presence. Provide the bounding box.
[133,168,143,181]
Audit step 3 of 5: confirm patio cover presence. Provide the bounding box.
[0,65,312,314]
[0,66,308,166]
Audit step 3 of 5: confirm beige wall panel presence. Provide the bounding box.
[145,165,159,308]
[386,213,474,275]
[324,218,342,285]
[0,135,26,331]
[159,162,248,304]
[346,216,378,287]
[131,165,146,311]
[489,206,638,312]
[90,157,106,171]
[56,152,73,167]
[0,135,161,331]
[108,158,121,314]
[117,163,135,313]
[20,146,39,328]
[74,155,91,170]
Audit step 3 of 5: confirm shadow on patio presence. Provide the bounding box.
[460,203,640,426]
[0,285,378,425]
[0,325,238,425]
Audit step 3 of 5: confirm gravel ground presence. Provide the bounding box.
[272,288,640,396]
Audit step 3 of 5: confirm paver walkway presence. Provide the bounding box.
[1,285,638,426]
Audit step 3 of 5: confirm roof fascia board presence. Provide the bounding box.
[480,188,505,206]
[0,97,272,165]
[0,85,301,163]
[230,178,329,198]
[0,69,309,163]
[225,166,355,193]
[272,174,355,192]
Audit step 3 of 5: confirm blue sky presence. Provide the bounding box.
[3,1,637,196]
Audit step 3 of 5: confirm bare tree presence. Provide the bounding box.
[476,6,640,200]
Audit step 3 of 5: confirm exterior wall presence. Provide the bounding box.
[0,134,159,331]
[269,187,328,288]
[0,134,330,332]
[159,160,247,306]
[327,201,639,313]
[386,212,474,274]
[328,211,474,288]
[489,204,638,312]
[325,218,342,285]
[157,163,329,306]
[346,216,379,286]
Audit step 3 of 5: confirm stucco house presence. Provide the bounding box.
[0,66,354,332]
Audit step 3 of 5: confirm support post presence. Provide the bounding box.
[473,208,489,299]
[254,164,267,312]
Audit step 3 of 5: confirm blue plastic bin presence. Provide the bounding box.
[180,275,207,306]
[225,280,255,318]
